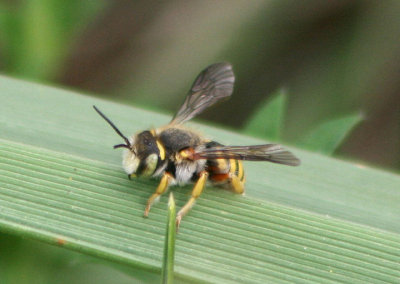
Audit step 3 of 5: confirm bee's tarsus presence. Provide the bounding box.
[175,215,182,232]
[144,172,172,217]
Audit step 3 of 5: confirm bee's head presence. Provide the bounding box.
[93,106,164,178]
[122,131,163,177]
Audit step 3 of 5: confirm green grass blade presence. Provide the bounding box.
[298,113,364,154]
[162,193,176,284]
[244,89,287,140]
[0,76,399,283]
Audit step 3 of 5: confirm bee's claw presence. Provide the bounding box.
[175,215,182,232]
[144,207,150,218]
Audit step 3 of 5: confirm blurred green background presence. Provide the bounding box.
[1,0,399,171]
[1,1,399,283]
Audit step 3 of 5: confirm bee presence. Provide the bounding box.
[93,62,300,229]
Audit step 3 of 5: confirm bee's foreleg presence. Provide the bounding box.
[144,172,173,217]
[176,171,209,229]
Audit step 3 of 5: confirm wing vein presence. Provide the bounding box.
[170,62,234,125]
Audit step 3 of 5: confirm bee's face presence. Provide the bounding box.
[122,131,161,178]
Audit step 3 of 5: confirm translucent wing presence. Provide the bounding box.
[170,62,235,125]
[193,144,300,166]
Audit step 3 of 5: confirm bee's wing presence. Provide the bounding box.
[170,62,234,125]
[193,144,300,166]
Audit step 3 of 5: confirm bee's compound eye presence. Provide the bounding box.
[141,154,158,177]
[143,138,151,146]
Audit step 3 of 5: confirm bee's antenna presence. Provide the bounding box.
[93,105,131,149]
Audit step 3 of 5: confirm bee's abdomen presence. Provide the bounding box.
[207,159,244,182]
[228,159,245,183]
[205,141,245,194]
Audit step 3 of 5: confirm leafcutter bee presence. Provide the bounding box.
[94,63,300,229]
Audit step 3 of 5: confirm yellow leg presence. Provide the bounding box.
[230,175,245,194]
[176,171,208,229]
[144,172,172,217]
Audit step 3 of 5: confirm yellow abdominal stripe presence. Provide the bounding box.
[229,159,237,174]
[217,159,229,171]
[237,161,244,181]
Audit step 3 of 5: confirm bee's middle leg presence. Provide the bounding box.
[176,171,208,228]
[144,172,172,217]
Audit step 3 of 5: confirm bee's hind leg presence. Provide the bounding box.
[144,172,173,217]
[176,171,209,229]
[229,175,245,194]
